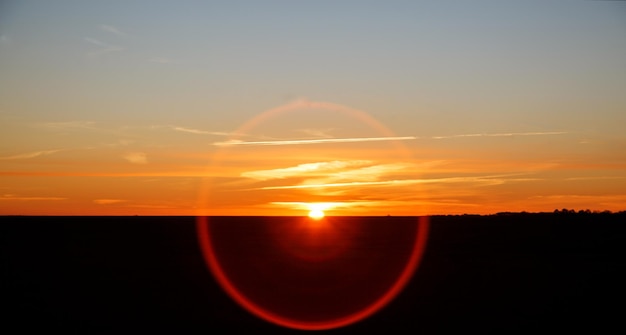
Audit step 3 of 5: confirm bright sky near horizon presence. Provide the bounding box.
[1,1,625,215]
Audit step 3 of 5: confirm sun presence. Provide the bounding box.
[308,209,325,220]
[305,203,335,220]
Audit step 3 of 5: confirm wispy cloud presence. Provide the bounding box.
[256,174,530,190]
[527,194,626,210]
[93,199,126,205]
[430,131,567,139]
[270,201,384,211]
[126,204,178,209]
[100,24,126,36]
[1,194,66,201]
[564,176,626,181]
[258,179,428,190]
[214,131,566,147]
[123,152,148,164]
[84,37,123,56]
[84,37,109,48]
[304,163,413,185]
[0,149,64,160]
[214,136,417,147]
[172,126,210,135]
[242,160,372,181]
[140,125,243,137]
[241,160,447,191]
[0,170,216,177]
[170,126,237,136]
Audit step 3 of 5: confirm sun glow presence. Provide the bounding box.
[308,209,325,220]
[307,203,330,219]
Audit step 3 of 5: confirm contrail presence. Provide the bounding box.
[214,136,417,147]
[213,131,566,147]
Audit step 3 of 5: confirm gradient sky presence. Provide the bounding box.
[1,1,625,215]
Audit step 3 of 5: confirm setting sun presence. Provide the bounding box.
[308,209,325,220]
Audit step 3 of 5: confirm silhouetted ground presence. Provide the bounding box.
[2,213,625,333]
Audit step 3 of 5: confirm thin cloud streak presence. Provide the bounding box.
[84,37,123,56]
[242,160,372,181]
[84,37,110,48]
[100,24,126,36]
[93,199,126,205]
[0,149,64,160]
[0,170,212,177]
[430,131,567,139]
[171,126,239,136]
[242,160,446,186]
[257,178,461,190]
[304,163,414,185]
[126,204,179,209]
[526,194,626,209]
[271,201,384,210]
[564,176,626,181]
[1,194,66,201]
[214,136,417,147]
[214,131,565,146]
[173,126,212,135]
[257,175,531,190]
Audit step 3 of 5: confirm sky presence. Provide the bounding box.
[1,1,625,215]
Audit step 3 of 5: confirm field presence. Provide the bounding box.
[3,213,625,333]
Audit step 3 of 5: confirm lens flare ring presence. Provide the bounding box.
[196,100,430,330]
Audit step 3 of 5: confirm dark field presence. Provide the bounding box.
[2,213,625,333]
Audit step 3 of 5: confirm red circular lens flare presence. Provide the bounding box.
[196,100,430,329]
[196,216,429,330]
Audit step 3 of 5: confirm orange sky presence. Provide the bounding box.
[1,2,625,215]
[2,99,625,216]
